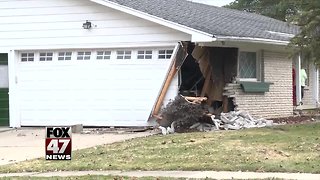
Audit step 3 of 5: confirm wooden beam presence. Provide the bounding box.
[152,61,177,116]
[222,96,229,113]
[200,66,212,97]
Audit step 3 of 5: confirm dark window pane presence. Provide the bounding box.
[40,53,46,56]
[65,57,71,60]
[159,50,165,54]
[159,55,166,59]
[137,55,144,59]
[145,55,152,59]
[58,57,64,60]
[47,53,53,56]
[97,56,103,60]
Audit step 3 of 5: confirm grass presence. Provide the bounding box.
[0,123,319,173]
[0,176,286,180]
[0,176,181,180]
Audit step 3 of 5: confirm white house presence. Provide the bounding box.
[0,0,315,128]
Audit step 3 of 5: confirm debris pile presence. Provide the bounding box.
[158,96,274,135]
[190,111,274,132]
[159,95,208,133]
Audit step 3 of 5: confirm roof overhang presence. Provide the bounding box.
[90,0,293,46]
[214,36,290,46]
[90,0,215,42]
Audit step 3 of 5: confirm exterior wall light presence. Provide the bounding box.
[82,20,92,29]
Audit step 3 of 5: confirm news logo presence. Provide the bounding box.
[45,127,72,160]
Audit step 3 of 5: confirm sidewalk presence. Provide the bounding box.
[0,171,320,180]
[0,128,155,165]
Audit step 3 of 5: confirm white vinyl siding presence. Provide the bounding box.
[0,0,191,49]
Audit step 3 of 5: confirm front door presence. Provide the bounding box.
[0,54,9,126]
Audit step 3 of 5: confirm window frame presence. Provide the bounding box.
[237,50,261,82]
[20,52,35,62]
[116,50,132,60]
[76,51,92,61]
[158,49,173,59]
[58,51,72,61]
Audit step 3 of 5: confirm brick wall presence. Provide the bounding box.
[233,51,293,118]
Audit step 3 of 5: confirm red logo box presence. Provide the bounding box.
[45,127,72,160]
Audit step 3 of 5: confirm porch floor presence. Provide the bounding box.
[295,104,319,110]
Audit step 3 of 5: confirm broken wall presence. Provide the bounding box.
[231,51,293,118]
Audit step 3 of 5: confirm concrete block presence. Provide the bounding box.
[71,124,83,133]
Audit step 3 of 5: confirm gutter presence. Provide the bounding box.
[214,35,290,46]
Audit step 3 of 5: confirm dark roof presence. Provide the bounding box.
[106,0,300,42]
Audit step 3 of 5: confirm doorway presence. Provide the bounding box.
[0,53,9,126]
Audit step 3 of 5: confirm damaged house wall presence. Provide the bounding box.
[232,51,293,118]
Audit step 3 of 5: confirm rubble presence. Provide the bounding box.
[158,95,275,134]
[190,111,274,132]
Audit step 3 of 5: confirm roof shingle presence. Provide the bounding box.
[106,0,299,42]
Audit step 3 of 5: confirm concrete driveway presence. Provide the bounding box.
[0,127,155,166]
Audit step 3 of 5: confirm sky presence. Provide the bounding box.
[188,0,235,7]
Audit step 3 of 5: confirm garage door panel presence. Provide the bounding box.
[18,59,171,126]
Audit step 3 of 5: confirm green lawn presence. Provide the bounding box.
[0,123,319,173]
[0,176,285,180]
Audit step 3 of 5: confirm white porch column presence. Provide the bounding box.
[8,50,20,127]
[312,64,319,106]
[295,55,302,105]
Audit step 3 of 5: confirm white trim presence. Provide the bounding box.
[215,36,290,46]
[8,50,20,127]
[10,43,178,51]
[295,55,302,104]
[90,0,214,42]
[312,64,319,106]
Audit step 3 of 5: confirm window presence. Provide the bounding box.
[117,51,131,59]
[77,51,91,60]
[97,51,111,60]
[39,52,53,61]
[58,52,72,61]
[137,50,152,59]
[21,53,34,62]
[238,51,259,79]
[158,49,173,59]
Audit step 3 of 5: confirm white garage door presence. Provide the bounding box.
[17,48,174,126]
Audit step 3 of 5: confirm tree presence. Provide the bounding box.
[290,0,320,65]
[226,0,320,65]
[225,0,298,21]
